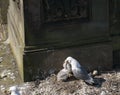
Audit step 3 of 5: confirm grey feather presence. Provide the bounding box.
[57,69,70,81]
[57,63,72,81]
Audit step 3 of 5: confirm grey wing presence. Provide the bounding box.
[72,67,90,80]
[73,67,95,84]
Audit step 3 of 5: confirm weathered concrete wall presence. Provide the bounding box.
[7,0,24,80]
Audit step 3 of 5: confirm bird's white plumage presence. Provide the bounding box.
[64,56,81,69]
[64,56,95,85]
[63,59,72,72]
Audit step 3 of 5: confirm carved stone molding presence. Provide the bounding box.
[43,0,89,23]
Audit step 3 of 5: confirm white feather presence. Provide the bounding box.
[64,56,81,69]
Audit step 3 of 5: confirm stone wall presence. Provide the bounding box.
[24,0,110,48]
[7,0,120,81]
[23,0,113,81]
[22,0,114,81]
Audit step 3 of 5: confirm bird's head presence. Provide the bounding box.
[64,56,81,69]
[63,56,73,73]
[65,56,73,63]
[63,56,72,68]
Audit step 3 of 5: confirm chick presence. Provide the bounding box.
[57,62,72,82]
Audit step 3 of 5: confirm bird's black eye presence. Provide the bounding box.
[66,60,69,64]
[67,60,71,64]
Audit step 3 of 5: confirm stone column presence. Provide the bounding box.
[7,0,24,80]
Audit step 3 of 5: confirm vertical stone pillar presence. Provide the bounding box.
[7,0,24,80]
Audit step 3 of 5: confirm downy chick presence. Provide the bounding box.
[57,62,72,81]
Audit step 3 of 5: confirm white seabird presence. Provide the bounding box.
[9,86,20,95]
[57,62,72,81]
[64,56,95,85]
